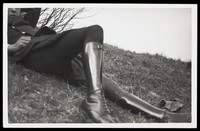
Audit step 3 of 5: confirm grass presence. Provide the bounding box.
[7,43,191,123]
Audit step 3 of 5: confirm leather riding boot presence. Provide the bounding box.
[102,75,191,123]
[80,42,115,123]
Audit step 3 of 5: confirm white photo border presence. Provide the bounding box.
[3,3,197,128]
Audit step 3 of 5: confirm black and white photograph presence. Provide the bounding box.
[3,3,197,128]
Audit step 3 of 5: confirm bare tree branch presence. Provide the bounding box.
[37,7,86,33]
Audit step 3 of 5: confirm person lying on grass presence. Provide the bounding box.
[7,8,190,123]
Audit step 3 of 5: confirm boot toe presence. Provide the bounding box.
[165,112,191,123]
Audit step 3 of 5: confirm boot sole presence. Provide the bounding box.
[79,108,94,123]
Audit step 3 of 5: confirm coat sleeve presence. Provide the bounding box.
[22,8,41,28]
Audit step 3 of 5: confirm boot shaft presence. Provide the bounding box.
[82,42,104,93]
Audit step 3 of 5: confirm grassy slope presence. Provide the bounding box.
[7,44,191,123]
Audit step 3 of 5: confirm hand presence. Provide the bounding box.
[20,12,27,18]
[8,36,31,53]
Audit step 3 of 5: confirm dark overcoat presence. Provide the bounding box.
[8,8,86,80]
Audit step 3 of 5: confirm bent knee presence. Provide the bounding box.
[85,25,104,44]
[89,24,104,33]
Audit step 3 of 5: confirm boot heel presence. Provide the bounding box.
[79,108,93,123]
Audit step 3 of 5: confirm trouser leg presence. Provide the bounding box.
[19,25,102,78]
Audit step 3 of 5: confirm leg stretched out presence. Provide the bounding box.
[102,75,191,123]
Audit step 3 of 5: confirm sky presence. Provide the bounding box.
[4,4,196,62]
[71,5,195,62]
